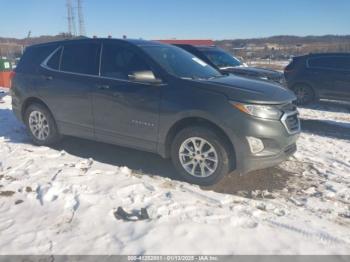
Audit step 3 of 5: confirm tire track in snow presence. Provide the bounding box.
[265,219,347,245]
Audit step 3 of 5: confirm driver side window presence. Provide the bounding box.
[101,43,152,80]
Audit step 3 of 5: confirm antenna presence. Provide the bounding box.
[77,0,86,36]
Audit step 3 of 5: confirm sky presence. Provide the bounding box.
[1,0,350,40]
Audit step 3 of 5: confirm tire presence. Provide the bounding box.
[171,126,232,186]
[24,103,61,146]
[293,84,315,105]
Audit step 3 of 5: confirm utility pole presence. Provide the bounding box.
[66,0,76,36]
[71,7,77,36]
[77,0,86,36]
[67,0,72,36]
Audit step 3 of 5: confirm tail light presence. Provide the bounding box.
[9,71,16,88]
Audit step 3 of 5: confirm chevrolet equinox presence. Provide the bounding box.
[11,39,300,185]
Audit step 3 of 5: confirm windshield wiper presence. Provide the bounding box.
[181,75,224,81]
[181,75,206,80]
[207,75,226,80]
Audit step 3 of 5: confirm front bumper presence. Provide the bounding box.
[238,142,297,174]
[224,106,300,174]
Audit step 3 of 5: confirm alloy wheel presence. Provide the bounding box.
[28,111,50,141]
[179,137,218,178]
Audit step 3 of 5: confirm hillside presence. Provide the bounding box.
[215,35,350,60]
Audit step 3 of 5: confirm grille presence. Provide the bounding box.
[278,102,300,134]
[282,113,300,134]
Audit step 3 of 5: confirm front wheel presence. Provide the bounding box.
[293,84,315,105]
[24,104,61,146]
[171,126,232,186]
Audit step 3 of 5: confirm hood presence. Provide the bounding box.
[199,75,295,104]
[221,66,283,79]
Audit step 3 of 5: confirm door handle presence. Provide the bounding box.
[96,84,110,90]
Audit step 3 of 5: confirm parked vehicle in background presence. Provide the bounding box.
[11,39,299,186]
[174,44,286,85]
[284,53,350,105]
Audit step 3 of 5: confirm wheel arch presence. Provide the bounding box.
[21,97,61,144]
[21,97,54,121]
[162,117,236,170]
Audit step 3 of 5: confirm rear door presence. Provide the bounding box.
[39,41,101,139]
[91,42,161,152]
[307,56,350,100]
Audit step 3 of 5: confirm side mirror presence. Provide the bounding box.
[128,71,162,84]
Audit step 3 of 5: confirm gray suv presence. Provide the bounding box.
[11,38,300,185]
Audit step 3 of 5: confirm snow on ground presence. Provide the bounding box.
[1,94,350,255]
[299,101,350,129]
[249,60,290,67]
[248,60,290,71]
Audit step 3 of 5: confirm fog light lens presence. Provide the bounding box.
[247,137,264,154]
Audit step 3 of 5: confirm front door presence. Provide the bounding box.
[92,42,162,152]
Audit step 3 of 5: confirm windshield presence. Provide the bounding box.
[141,45,222,80]
[202,49,242,68]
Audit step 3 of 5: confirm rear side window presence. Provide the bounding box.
[101,43,152,80]
[16,45,58,73]
[308,56,350,71]
[46,48,62,70]
[308,57,331,68]
[61,43,100,75]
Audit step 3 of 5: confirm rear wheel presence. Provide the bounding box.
[24,104,61,146]
[171,126,232,186]
[293,84,315,105]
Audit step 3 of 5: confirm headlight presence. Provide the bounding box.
[230,101,283,120]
